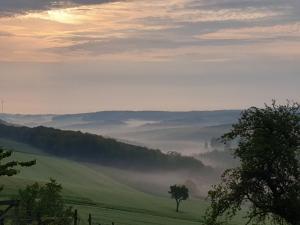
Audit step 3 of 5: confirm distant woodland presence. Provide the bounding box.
[0,122,205,171]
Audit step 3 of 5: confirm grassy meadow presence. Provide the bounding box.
[0,138,242,225]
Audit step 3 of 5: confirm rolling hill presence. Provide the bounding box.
[0,137,243,225]
[0,122,205,172]
[0,110,240,155]
[0,110,241,128]
[0,140,204,225]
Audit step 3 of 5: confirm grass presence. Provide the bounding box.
[0,138,243,225]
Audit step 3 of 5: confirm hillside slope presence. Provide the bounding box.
[0,123,205,171]
[0,111,240,155]
[0,139,211,225]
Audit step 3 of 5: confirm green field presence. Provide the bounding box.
[0,138,242,225]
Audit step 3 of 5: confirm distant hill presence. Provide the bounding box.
[0,118,10,125]
[0,110,241,155]
[51,110,241,125]
[0,123,206,172]
[0,110,241,128]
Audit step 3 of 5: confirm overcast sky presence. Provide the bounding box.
[0,0,299,114]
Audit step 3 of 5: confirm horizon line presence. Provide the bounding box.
[0,108,243,116]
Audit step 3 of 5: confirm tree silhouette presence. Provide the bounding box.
[169,185,189,212]
[0,146,36,192]
[204,101,300,225]
[15,179,73,225]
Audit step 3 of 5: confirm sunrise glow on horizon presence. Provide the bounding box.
[0,0,299,114]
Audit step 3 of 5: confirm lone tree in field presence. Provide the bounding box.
[0,146,36,192]
[169,185,189,212]
[204,101,300,225]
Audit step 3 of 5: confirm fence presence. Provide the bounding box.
[0,201,116,225]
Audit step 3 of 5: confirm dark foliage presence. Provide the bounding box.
[0,123,204,171]
[13,179,73,225]
[169,185,189,212]
[0,146,36,192]
[204,101,300,225]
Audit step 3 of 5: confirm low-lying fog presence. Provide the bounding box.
[0,111,241,198]
[0,111,239,169]
[89,164,223,198]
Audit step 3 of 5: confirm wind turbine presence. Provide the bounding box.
[1,99,4,114]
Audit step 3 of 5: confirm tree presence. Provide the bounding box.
[204,101,300,225]
[14,179,73,225]
[0,146,36,192]
[168,185,189,212]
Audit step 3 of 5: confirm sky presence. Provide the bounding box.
[0,0,299,114]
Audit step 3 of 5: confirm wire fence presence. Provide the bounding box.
[1,206,117,225]
[0,200,159,225]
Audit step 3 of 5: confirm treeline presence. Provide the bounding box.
[0,123,204,171]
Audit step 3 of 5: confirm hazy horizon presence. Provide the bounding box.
[1,108,244,116]
[0,94,297,115]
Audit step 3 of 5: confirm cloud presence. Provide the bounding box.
[39,0,285,56]
[186,0,300,10]
[0,0,116,17]
[1,0,300,62]
[0,31,13,37]
[49,36,197,55]
[0,0,300,114]
[197,23,300,41]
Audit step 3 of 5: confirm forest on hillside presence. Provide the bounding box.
[0,122,205,171]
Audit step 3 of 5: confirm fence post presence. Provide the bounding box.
[74,209,78,225]
[88,213,92,225]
